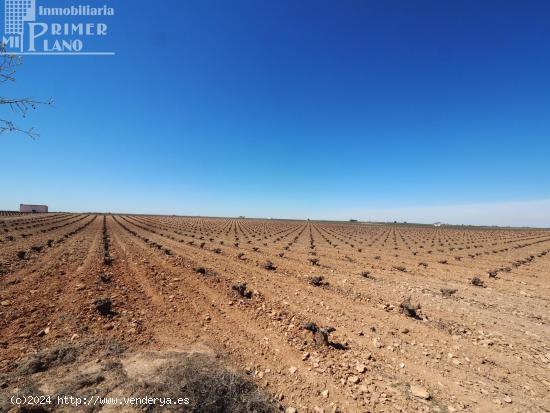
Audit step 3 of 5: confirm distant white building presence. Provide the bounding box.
[20,204,48,213]
[433,222,442,227]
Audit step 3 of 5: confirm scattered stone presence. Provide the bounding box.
[410,385,430,400]
[289,366,298,375]
[355,363,367,373]
[37,327,50,337]
[321,389,329,398]
[348,375,360,384]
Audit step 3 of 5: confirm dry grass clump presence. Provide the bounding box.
[308,275,329,287]
[440,288,457,298]
[302,322,335,347]
[6,347,276,413]
[136,352,276,412]
[232,282,252,299]
[470,277,486,287]
[399,297,421,319]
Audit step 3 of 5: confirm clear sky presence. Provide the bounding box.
[1,0,549,226]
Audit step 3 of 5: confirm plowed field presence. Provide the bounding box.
[1,214,549,412]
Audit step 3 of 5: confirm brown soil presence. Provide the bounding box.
[1,214,549,412]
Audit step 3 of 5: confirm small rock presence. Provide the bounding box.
[410,385,430,399]
[0,300,10,306]
[37,327,50,337]
[355,363,367,373]
[348,375,360,384]
[321,389,329,398]
[503,396,512,404]
[289,366,298,374]
[285,408,297,413]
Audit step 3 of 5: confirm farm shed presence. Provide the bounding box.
[20,204,48,213]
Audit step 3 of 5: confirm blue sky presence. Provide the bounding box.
[1,0,549,226]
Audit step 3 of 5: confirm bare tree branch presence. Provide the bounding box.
[0,43,52,139]
[0,119,39,139]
